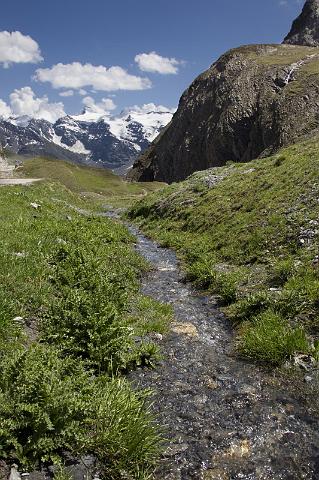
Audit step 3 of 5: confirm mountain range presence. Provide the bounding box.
[0,104,174,173]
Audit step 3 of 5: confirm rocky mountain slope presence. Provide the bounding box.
[0,105,174,172]
[128,1,319,183]
[284,0,319,47]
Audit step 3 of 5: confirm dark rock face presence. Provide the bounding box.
[128,44,319,183]
[284,0,319,47]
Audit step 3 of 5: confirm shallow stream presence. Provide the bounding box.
[117,216,319,480]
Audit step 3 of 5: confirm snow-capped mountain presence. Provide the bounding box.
[0,104,175,172]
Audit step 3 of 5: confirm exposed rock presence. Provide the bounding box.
[128,44,319,183]
[284,0,319,47]
[8,465,21,480]
[171,322,199,337]
[30,203,41,210]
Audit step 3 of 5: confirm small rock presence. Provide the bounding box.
[171,322,198,337]
[227,439,251,458]
[13,316,24,323]
[13,252,26,258]
[57,238,67,245]
[202,468,229,480]
[154,333,163,341]
[304,375,313,383]
[202,375,219,390]
[165,443,189,457]
[30,203,41,210]
[293,353,316,370]
[9,465,21,480]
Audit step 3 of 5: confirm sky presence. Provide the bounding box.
[0,0,304,121]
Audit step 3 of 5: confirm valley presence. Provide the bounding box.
[1,0,319,479]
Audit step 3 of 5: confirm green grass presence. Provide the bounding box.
[239,310,309,365]
[0,181,172,478]
[20,157,164,207]
[247,44,319,66]
[127,136,319,365]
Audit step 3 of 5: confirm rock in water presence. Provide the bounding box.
[128,44,319,183]
[284,0,319,47]
[9,465,21,480]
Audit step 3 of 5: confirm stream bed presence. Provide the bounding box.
[115,217,319,480]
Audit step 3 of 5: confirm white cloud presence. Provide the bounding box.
[135,51,182,74]
[59,90,74,97]
[34,62,152,91]
[9,87,65,122]
[82,96,116,113]
[279,0,302,6]
[0,31,42,68]
[0,99,11,118]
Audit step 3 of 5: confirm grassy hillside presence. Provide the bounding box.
[20,157,163,206]
[128,137,319,366]
[0,181,172,479]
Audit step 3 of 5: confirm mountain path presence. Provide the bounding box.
[104,212,319,480]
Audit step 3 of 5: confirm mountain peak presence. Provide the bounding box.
[283,0,319,47]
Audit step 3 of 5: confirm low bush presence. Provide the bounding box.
[239,310,310,365]
[0,344,160,478]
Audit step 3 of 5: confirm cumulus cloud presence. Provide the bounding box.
[59,90,74,97]
[135,51,182,74]
[0,31,42,68]
[0,99,11,118]
[279,0,302,6]
[82,96,116,113]
[123,103,176,115]
[34,62,152,91]
[9,86,66,122]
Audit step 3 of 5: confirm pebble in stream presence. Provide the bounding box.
[106,213,319,480]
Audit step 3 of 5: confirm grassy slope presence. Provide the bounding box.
[128,137,319,365]
[20,157,164,206]
[0,181,172,479]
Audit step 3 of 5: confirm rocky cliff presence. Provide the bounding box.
[128,43,319,183]
[284,0,319,47]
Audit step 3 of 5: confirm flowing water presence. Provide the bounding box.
[106,214,319,480]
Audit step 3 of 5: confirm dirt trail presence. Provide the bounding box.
[0,178,43,186]
[0,160,42,186]
[104,212,319,480]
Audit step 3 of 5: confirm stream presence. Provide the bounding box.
[106,213,319,480]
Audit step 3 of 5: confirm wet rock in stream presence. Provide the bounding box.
[104,212,319,480]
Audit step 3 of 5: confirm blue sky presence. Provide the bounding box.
[0,0,303,120]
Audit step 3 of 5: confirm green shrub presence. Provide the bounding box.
[226,291,272,323]
[86,377,161,479]
[0,344,161,477]
[0,344,95,465]
[126,295,173,335]
[270,257,296,287]
[239,310,310,365]
[213,271,240,304]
